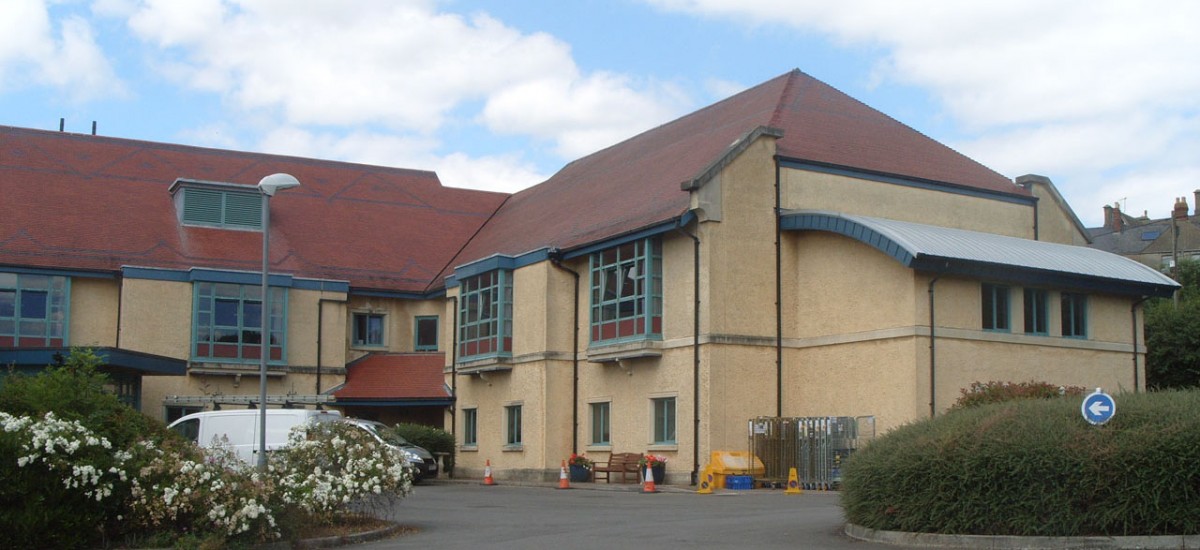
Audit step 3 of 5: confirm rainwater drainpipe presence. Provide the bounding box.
[774,157,783,417]
[928,275,941,417]
[674,219,701,485]
[316,297,348,395]
[448,296,459,439]
[1131,296,1151,392]
[549,252,580,454]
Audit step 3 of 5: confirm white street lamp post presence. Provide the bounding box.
[256,173,300,470]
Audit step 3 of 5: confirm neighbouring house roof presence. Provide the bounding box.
[781,210,1180,298]
[444,69,1025,276]
[0,125,508,294]
[332,353,452,405]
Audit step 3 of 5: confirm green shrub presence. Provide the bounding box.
[390,423,455,473]
[952,380,1087,410]
[841,390,1200,536]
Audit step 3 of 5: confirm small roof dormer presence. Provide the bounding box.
[168,178,262,231]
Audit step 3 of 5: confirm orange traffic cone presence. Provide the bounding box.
[641,462,657,493]
[483,459,495,486]
[558,459,571,489]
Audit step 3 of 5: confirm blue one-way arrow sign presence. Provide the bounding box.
[1081,388,1116,425]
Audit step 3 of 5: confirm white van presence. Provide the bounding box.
[167,408,343,465]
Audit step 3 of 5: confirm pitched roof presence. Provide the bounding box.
[333,353,450,400]
[445,69,1024,273]
[782,210,1180,298]
[0,125,507,293]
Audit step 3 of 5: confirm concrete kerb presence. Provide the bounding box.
[425,476,695,493]
[845,523,1200,549]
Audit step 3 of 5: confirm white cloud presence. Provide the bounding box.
[0,0,126,101]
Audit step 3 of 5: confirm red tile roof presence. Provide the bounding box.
[0,126,507,293]
[445,69,1024,272]
[333,353,449,400]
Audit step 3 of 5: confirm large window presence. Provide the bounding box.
[352,313,385,347]
[415,315,439,351]
[0,272,68,347]
[463,408,478,447]
[505,404,522,447]
[458,271,512,359]
[652,397,676,445]
[1023,289,1048,335]
[194,282,286,362]
[590,401,611,446]
[1061,293,1088,338]
[589,238,662,344]
[981,283,1010,332]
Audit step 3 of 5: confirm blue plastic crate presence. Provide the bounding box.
[725,475,753,490]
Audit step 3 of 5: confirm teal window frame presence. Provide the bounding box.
[589,237,662,344]
[505,404,522,446]
[1061,292,1088,338]
[652,397,676,445]
[590,401,611,446]
[0,272,69,347]
[414,315,439,351]
[352,312,385,347]
[463,408,478,446]
[981,283,1010,332]
[181,188,262,229]
[193,282,287,363]
[1023,288,1049,335]
[457,270,512,360]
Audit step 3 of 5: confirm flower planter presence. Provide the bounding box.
[569,464,592,482]
[651,464,665,484]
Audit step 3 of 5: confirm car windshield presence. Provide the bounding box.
[358,422,411,446]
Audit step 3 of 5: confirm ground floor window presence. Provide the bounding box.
[652,397,676,444]
[981,283,1010,331]
[463,408,477,446]
[590,401,610,445]
[505,404,522,446]
[1023,288,1048,335]
[1061,292,1088,338]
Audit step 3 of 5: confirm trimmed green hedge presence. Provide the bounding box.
[841,390,1200,536]
[390,423,455,473]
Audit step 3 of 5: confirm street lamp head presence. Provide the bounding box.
[258,173,301,196]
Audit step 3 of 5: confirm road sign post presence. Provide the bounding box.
[1081,388,1115,425]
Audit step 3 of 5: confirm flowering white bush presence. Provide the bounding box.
[272,421,413,522]
[1,411,127,503]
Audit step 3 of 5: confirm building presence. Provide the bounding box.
[1089,194,1200,272]
[1,69,1178,483]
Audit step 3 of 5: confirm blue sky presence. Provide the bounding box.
[3,0,1198,227]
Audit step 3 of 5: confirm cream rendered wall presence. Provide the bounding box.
[782,170,1036,239]
[118,278,192,359]
[345,295,445,361]
[68,278,119,346]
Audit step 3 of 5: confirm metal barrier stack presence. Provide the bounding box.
[749,416,875,490]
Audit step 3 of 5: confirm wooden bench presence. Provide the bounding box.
[593,452,643,484]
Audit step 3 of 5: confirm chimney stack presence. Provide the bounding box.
[1103,203,1124,232]
[1194,189,1199,217]
[1173,197,1189,220]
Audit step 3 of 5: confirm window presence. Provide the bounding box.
[415,315,439,351]
[981,283,1010,331]
[505,404,522,446]
[590,402,611,445]
[193,282,286,362]
[0,272,69,347]
[463,408,478,446]
[165,405,202,424]
[1023,289,1048,335]
[458,271,512,359]
[1061,293,1087,338]
[589,238,662,343]
[181,188,262,229]
[352,313,385,347]
[652,397,676,444]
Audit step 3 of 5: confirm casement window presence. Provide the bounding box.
[589,237,662,344]
[1023,288,1049,335]
[414,315,439,351]
[458,271,512,360]
[981,283,1010,332]
[1061,293,1088,338]
[193,282,286,362]
[352,313,385,347]
[505,404,522,447]
[590,401,611,446]
[180,187,262,229]
[463,408,478,447]
[0,272,69,347]
[652,397,676,445]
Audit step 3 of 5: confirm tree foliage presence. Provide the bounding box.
[1145,260,1200,389]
